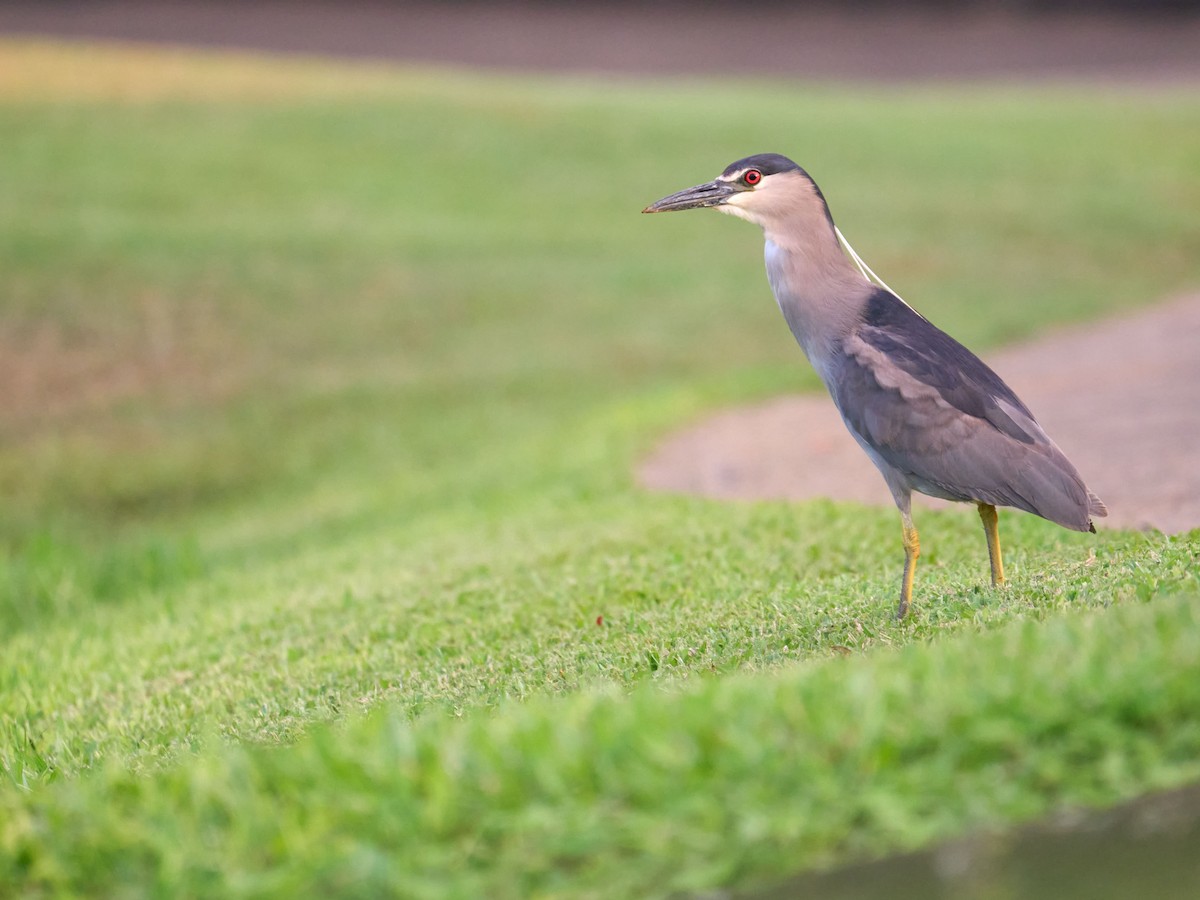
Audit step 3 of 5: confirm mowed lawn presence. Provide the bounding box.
[1,40,1199,897]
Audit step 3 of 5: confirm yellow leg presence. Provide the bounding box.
[977,503,1005,587]
[898,512,920,619]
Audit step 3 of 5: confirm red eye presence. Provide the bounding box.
[743,169,762,186]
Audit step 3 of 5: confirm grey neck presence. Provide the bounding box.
[762,225,873,383]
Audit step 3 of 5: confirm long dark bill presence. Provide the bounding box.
[642,180,736,214]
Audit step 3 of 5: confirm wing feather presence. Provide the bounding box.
[830,290,1100,530]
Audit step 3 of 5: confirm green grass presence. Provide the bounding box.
[5,584,1200,897]
[1,40,1199,897]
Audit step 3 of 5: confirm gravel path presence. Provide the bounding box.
[639,293,1200,534]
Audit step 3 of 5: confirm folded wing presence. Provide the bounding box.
[830,290,1105,531]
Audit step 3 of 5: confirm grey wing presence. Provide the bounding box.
[830,300,1104,531]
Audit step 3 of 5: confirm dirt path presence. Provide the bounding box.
[639,294,1200,534]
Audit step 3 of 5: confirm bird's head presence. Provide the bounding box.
[641,153,834,234]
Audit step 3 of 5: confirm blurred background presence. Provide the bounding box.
[2,2,1200,896]
[3,1,1200,81]
[3,1,1197,552]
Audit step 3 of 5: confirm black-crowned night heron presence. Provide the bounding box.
[644,153,1106,618]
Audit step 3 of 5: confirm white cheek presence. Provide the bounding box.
[716,205,753,221]
[717,193,759,224]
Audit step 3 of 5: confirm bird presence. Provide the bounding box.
[643,153,1106,618]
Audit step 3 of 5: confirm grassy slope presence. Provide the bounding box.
[1,41,1198,895]
[6,592,1200,898]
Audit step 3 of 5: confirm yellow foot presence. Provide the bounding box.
[897,518,919,619]
[977,503,1005,587]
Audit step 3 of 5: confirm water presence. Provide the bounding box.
[735,784,1200,900]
